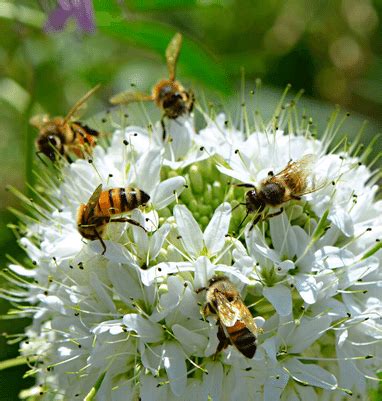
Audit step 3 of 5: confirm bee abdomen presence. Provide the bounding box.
[227,325,257,358]
[96,187,150,216]
[121,187,144,211]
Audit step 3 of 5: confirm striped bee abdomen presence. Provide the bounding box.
[227,322,257,359]
[96,187,150,216]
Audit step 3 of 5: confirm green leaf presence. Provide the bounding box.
[0,2,44,28]
[125,0,198,11]
[94,8,230,93]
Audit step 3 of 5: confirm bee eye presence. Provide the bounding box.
[226,295,234,302]
[48,136,57,146]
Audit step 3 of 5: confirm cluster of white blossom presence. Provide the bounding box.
[3,100,382,401]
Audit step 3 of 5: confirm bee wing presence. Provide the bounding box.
[214,292,242,327]
[269,154,319,195]
[85,184,102,214]
[109,91,153,105]
[63,84,101,125]
[166,32,182,81]
[231,299,258,335]
[29,114,49,128]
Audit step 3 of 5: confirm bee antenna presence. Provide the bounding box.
[231,202,246,212]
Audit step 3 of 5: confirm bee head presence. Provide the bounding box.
[245,189,265,214]
[36,134,63,161]
[208,275,228,285]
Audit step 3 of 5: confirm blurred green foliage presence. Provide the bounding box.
[0,0,381,398]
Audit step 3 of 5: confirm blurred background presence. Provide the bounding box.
[0,0,381,399]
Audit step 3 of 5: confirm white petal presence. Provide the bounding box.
[174,205,204,257]
[92,320,124,335]
[294,384,318,401]
[161,117,193,161]
[216,164,254,184]
[36,295,65,314]
[203,362,223,401]
[269,213,296,258]
[337,329,348,348]
[264,367,289,401]
[115,126,151,156]
[19,238,42,261]
[288,315,332,353]
[215,264,253,285]
[284,359,337,390]
[203,202,232,255]
[131,148,161,194]
[140,373,169,401]
[330,207,354,237]
[8,264,36,278]
[193,256,215,290]
[89,272,117,313]
[262,337,278,363]
[89,240,136,265]
[151,176,186,210]
[294,274,318,304]
[245,227,280,264]
[107,262,145,302]
[263,285,292,316]
[160,276,183,311]
[139,262,194,286]
[131,210,149,258]
[123,314,164,343]
[163,342,187,396]
[340,256,379,288]
[141,344,164,375]
[172,324,208,355]
[149,223,171,260]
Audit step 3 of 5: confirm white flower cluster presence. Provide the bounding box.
[3,102,382,401]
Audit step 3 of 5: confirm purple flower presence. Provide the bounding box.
[44,0,96,33]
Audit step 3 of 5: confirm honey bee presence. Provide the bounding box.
[110,33,194,140]
[77,184,150,254]
[237,154,322,230]
[30,85,101,162]
[199,275,258,359]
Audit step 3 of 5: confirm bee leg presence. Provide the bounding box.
[161,116,167,141]
[237,211,250,231]
[196,286,208,294]
[110,218,147,232]
[94,230,107,255]
[234,183,256,189]
[291,195,301,200]
[265,207,284,220]
[231,202,247,212]
[213,323,230,360]
[248,214,262,231]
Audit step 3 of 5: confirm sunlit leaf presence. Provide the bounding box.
[93,6,230,93]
